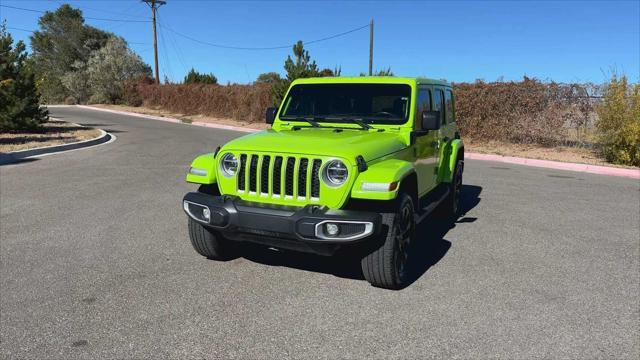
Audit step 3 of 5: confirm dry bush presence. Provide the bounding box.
[453,78,595,146]
[128,78,598,145]
[135,83,272,123]
[595,75,640,166]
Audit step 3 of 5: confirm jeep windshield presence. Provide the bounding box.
[279,83,412,126]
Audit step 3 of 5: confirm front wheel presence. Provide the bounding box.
[360,192,415,289]
[188,218,237,260]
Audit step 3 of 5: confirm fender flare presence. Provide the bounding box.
[185,152,217,184]
[439,139,464,183]
[350,159,415,200]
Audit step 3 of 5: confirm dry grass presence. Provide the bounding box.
[0,120,102,153]
[465,138,636,168]
[93,104,271,130]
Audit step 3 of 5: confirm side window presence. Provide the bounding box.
[416,89,431,129]
[433,89,445,125]
[445,89,455,123]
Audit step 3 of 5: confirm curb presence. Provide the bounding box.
[466,153,640,179]
[70,105,640,179]
[0,121,114,165]
[75,105,258,133]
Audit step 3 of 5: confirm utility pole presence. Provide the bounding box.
[142,0,166,84]
[368,18,374,76]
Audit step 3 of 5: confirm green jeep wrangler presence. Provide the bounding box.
[182,77,464,289]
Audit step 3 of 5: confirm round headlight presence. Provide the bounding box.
[220,153,238,177]
[322,160,348,187]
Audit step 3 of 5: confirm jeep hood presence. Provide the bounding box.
[222,128,407,162]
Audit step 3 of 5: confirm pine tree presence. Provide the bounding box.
[0,24,48,132]
[184,68,217,84]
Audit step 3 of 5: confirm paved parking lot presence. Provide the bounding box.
[1,107,638,359]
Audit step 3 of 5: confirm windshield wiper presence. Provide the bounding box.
[283,116,322,127]
[326,116,372,130]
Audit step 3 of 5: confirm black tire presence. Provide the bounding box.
[360,192,416,289]
[440,160,463,219]
[188,217,237,260]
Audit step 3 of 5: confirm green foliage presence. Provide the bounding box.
[184,68,218,84]
[0,24,48,132]
[30,4,111,103]
[255,72,282,85]
[272,41,324,105]
[85,37,152,104]
[596,74,640,166]
[319,66,342,77]
[360,67,394,76]
[61,60,90,104]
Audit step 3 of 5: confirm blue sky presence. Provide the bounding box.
[2,0,639,84]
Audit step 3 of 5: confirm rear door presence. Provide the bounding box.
[414,87,439,195]
[440,88,457,145]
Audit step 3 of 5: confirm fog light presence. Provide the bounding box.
[325,223,340,236]
[202,207,211,222]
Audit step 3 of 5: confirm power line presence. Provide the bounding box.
[6,26,34,33]
[0,4,151,22]
[157,15,190,75]
[158,22,370,51]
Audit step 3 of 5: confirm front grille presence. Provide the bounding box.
[238,154,247,191]
[285,158,295,197]
[249,155,258,193]
[297,159,308,198]
[311,159,321,198]
[260,155,270,194]
[237,153,322,202]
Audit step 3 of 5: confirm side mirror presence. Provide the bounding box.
[421,111,440,131]
[266,107,278,125]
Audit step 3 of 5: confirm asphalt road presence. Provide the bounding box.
[1,107,639,359]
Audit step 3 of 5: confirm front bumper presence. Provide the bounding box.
[182,192,381,255]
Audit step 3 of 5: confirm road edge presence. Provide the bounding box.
[71,105,640,179]
[0,119,115,165]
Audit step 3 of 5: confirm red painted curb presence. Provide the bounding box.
[70,105,640,180]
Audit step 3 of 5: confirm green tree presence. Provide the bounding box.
[273,41,322,105]
[184,68,218,84]
[0,24,48,132]
[319,66,342,77]
[61,60,90,104]
[85,37,151,104]
[30,4,111,103]
[360,67,394,76]
[596,74,640,166]
[255,72,281,85]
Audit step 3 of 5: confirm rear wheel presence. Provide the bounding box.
[361,192,415,289]
[188,217,237,260]
[440,160,463,219]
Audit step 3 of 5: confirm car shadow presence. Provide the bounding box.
[239,184,483,288]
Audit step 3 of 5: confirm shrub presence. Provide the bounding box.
[453,78,594,146]
[0,24,48,132]
[255,72,281,85]
[184,68,217,84]
[595,74,640,166]
[86,37,151,104]
[136,83,272,123]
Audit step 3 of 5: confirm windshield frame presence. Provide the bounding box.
[277,83,413,126]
